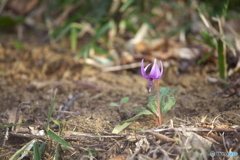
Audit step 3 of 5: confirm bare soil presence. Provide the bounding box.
[0,34,240,159]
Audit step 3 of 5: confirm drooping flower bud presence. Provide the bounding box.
[141,59,163,92]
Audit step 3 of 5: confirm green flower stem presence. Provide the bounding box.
[155,79,162,125]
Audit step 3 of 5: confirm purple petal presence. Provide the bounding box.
[141,59,152,79]
[141,59,147,78]
[154,60,163,79]
[159,61,163,78]
[144,64,152,72]
[149,59,161,79]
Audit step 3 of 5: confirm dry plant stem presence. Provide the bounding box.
[155,80,162,125]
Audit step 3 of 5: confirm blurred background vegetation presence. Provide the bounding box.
[0,0,240,79]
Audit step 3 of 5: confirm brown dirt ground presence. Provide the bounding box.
[0,34,240,159]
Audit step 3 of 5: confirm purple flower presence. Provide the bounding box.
[141,59,163,92]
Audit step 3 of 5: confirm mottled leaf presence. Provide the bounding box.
[147,87,178,114]
[159,87,178,114]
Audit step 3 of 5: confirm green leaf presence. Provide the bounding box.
[120,97,129,104]
[0,16,25,28]
[110,103,119,107]
[54,24,71,42]
[0,70,4,76]
[197,50,214,64]
[201,0,229,18]
[112,109,153,134]
[192,37,215,49]
[112,121,132,134]
[33,141,41,160]
[13,40,24,50]
[122,19,137,33]
[46,92,57,131]
[77,44,90,58]
[132,128,144,131]
[53,144,61,160]
[147,95,158,115]
[200,31,216,48]
[49,8,86,41]
[52,119,60,126]
[120,0,135,12]
[134,107,147,112]
[220,0,229,17]
[92,21,113,42]
[217,39,227,79]
[223,39,236,56]
[70,26,78,52]
[10,139,36,160]
[147,87,178,115]
[39,142,46,157]
[160,87,178,114]
[0,123,30,129]
[92,45,108,55]
[125,109,153,123]
[47,130,73,149]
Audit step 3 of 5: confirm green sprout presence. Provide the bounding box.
[110,97,129,111]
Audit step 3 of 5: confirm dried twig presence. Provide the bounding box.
[9,132,47,141]
[55,92,82,121]
[139,127,210,133]
[102,62,141,72]
[0,150,14,158]
[8,130,123,143]
[146,131,175,142]
[140,126,236,133]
